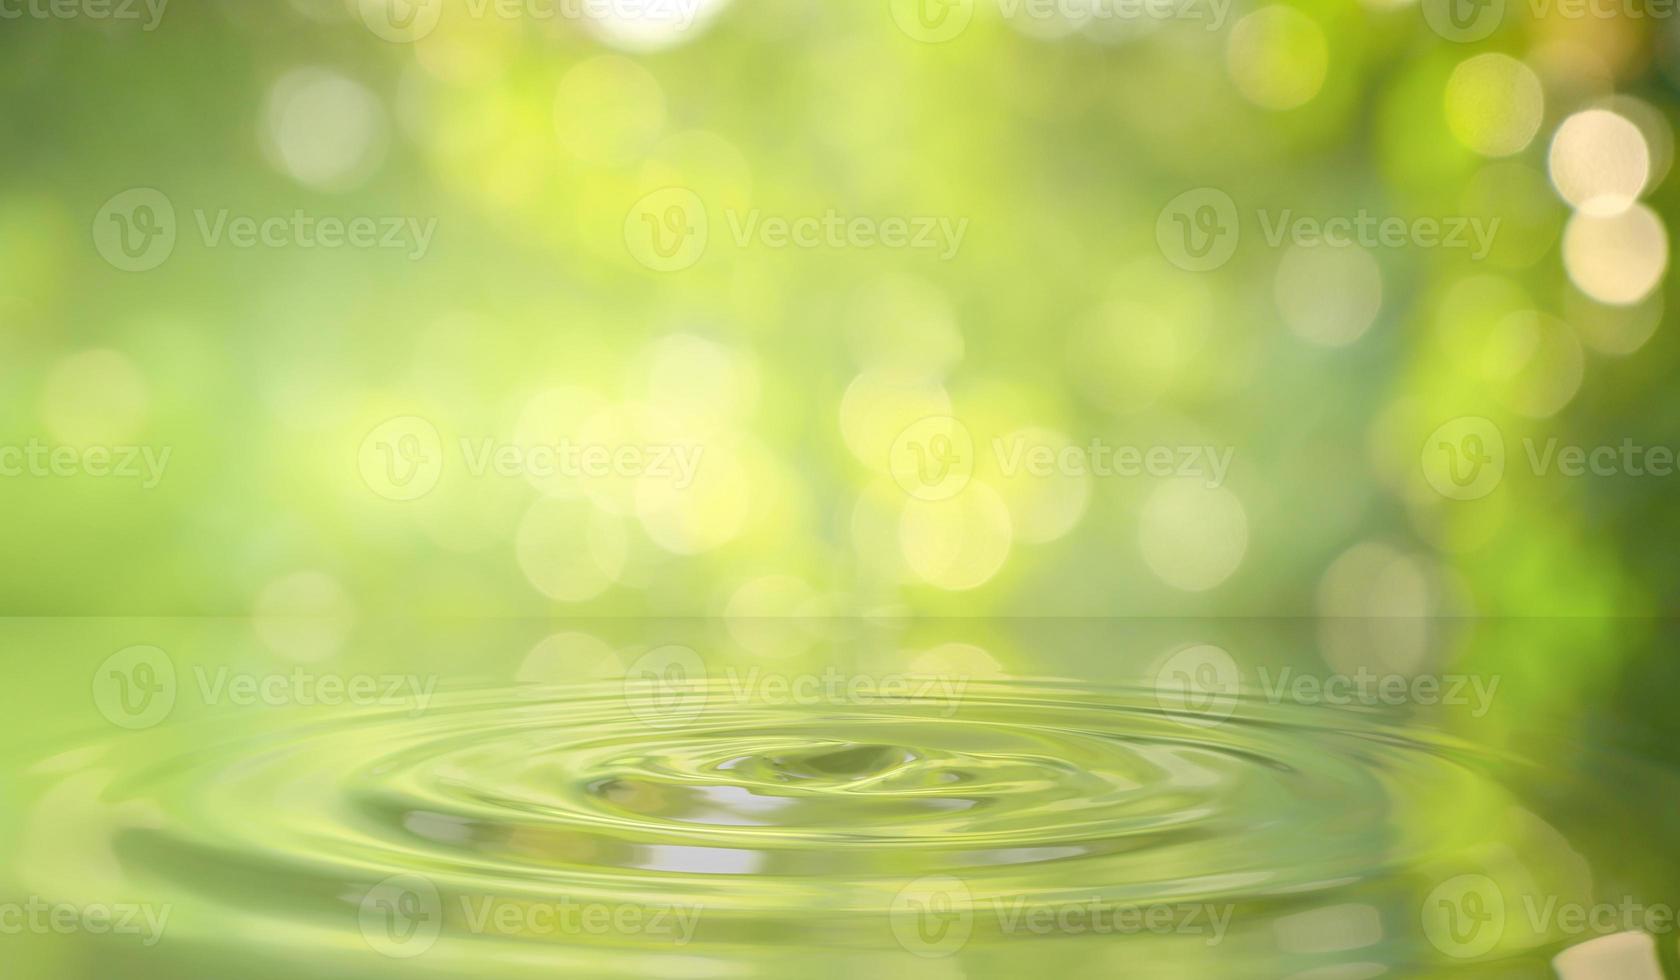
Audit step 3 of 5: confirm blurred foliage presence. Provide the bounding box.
[0,4,1674,633]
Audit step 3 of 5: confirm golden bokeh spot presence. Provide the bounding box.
[1562,204,1669,307]
[1549,109,1650,216]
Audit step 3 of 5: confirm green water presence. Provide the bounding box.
[4,620,1678,978]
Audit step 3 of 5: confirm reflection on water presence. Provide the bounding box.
[4,619,1679,978]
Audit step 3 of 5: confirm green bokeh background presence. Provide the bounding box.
[4,0,1680,977]
[1,0,1674,621]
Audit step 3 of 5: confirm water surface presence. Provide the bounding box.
[5,619,1677,978]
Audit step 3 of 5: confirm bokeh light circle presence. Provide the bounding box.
[1274,244,1384,347]
[1445,53,1544,158]
[1139,481,1249,592]
[1226,6,1328,111]
[1549,109,1651,216]
[1562,204,1669,306]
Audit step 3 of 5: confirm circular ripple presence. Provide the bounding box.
[21,680,1543,976]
